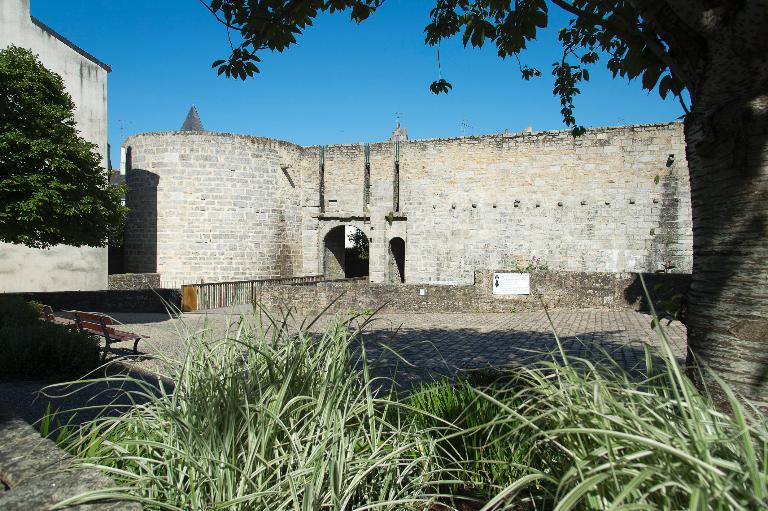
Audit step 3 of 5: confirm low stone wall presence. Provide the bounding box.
[3,288,181,313]
[255,271,690,316]
[0,407,140,510]
[108,273,161,290]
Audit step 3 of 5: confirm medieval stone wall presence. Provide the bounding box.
[316,122,691,284]
[252,270,691,316]
[123,122,692,285]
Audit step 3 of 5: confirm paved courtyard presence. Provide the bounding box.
[115,308,686,382]
[0,309,686,425]
[343,310,686,385]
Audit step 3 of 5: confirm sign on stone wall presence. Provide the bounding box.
[492,273,530,295]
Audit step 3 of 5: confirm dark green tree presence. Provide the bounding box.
[0,45,127,249]
[204,1,768,407]
[348,227,369,261]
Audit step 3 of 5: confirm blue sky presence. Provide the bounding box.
[31,0,685,166]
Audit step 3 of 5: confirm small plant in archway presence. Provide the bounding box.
[348,228,369,261]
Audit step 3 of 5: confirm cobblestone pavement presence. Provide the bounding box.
[110,308,686,384]
[346,310,687,386]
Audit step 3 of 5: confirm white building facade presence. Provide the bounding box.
[0,0,110,292]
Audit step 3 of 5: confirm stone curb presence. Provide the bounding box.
[0,406,140,510]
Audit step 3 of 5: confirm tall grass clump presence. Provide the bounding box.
[47,289,768,510]
[406,378,526,495]
[479,310,768,510]
[403,311,767,508]
[52,313,457,510]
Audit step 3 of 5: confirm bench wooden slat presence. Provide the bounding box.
[71,311,113,325]
[50,308,146,356]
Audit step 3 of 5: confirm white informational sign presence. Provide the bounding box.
[492,273,530,295]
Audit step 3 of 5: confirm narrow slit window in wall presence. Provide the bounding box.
[393,140,400,212]
[319,145,325,213]
[364,143,371,209]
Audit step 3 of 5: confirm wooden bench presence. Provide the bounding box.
[41,306,145,356]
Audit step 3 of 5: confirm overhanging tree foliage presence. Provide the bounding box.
[204,0,768,407]
[0,45,127,249]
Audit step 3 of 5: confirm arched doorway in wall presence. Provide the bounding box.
[389,237,405,284]
[323,225,369,279]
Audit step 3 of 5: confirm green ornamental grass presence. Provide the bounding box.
[47,300,767,510]
[408,309,767,509]
[51,312,463,510]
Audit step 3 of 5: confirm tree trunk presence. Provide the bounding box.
[684,21,768,408]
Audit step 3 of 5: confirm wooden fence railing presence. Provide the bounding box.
[181,275,328,311]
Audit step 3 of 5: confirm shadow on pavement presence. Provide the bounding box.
[352,324,686,390]
[0,361,172,430]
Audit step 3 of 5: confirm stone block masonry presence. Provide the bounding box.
[393,124,691,283]
[124,133,304,284]
[108,273,161,290]
[254,270,690,317]
[123,122,692,285]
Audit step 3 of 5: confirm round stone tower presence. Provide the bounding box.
[122,129,304,284]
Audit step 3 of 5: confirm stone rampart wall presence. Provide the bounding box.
[316,122,692,284]
[108,273,161,290]
[123,123,692,286]
[254,270,690,316]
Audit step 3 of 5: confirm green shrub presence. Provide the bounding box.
[0,297,100,380]
[0,296,40,327]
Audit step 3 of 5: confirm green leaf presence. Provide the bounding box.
[554,473,611,511]
[642,64,663,91]
[429,78,453,95]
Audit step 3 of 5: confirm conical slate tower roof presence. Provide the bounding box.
[180,105,204,131]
